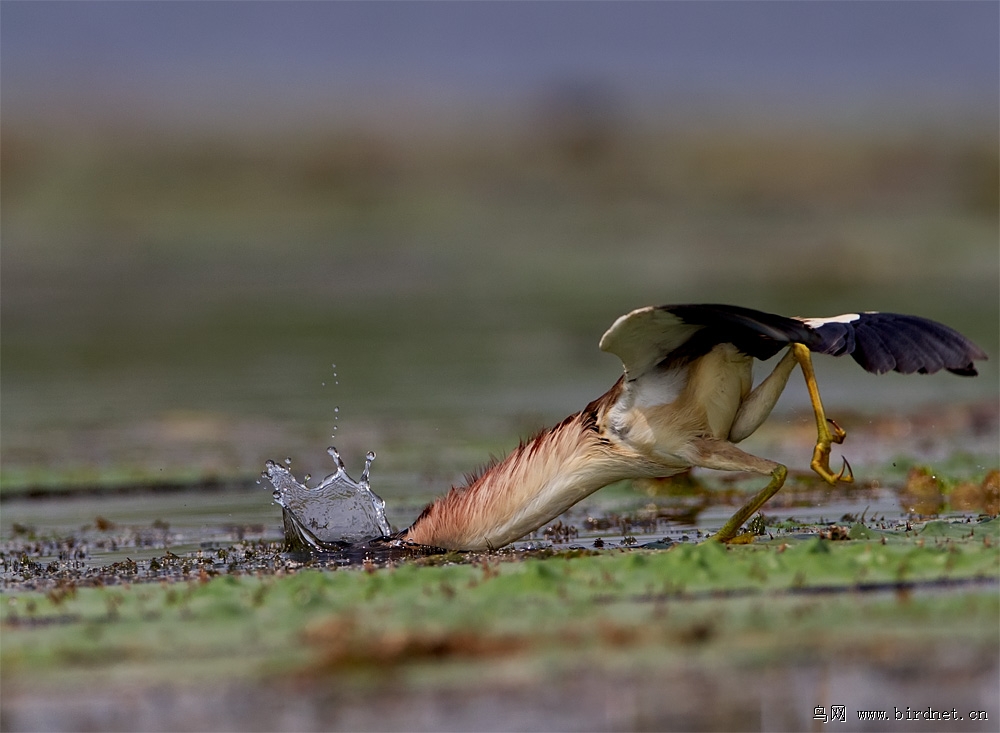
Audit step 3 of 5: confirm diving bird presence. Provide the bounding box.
[400,304,987,550]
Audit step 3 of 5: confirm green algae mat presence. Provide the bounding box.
[3,512,998,731]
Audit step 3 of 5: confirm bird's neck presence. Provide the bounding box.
[403,382,634,550]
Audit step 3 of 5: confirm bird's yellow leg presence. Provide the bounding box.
[713,464,788,543]
[685,438,788,544]
[791,344,853,484]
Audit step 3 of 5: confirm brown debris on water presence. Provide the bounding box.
[543,520,579,544]
[93,516,117,532]
[302,615,528,671]
[900,468,944,516]
[981,469,1000,516]
[819,525,852,541]
[900,466,1000,516]
[948,469,1000,515]
[950,481,983,513]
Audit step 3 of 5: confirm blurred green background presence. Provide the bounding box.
[2,1,997,493]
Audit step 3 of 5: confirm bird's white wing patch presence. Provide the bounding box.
[599,306,702,379]
[628,365,689,409]
[798,313,862,328]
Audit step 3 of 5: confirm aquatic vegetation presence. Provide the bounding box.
[2,487,997,731]
[901,467,1000,515]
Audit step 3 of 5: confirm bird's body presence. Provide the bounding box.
[401,304,986,550]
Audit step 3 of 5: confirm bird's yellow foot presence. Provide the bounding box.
[810,430,853,485]
[791,345,854,485]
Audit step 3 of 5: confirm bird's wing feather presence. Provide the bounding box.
[601,304,987,381]
[599,307,700,379]
[799,312,987,376]
[600,303,820,380]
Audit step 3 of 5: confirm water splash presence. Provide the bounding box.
[264,447,391,551]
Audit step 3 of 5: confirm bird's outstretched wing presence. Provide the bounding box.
[798,312,987,376]
[600,303,987,380]
[599,304,818,380]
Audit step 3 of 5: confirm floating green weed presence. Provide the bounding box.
[3,516,997,693]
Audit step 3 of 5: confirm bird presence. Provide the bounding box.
[400,304,987,550]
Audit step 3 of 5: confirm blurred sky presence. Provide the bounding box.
[3,1,997,134]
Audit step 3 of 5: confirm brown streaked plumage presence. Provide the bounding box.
[401,304,987,550]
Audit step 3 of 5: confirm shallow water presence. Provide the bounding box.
[0,471,923,586]
[2,398,996,586]
[0,486,280,584]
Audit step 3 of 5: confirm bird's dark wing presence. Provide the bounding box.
[599,303,821,380]
[600,304,988,381]
[796,312,988,376]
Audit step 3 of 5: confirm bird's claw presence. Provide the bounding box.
[827,417,846,444]
[810,444,854,485]
[838,456,854,483]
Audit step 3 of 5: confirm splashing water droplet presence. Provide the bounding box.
[285,457,292,466]
[360,451,376,485]
[263,446,390,548]
[327,446,346,471]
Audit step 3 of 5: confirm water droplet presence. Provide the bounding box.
[321,382,326,387]
[360,450,376,484]
[334,406,339,413]
[327,446,346,471]
[285,457,292,466]
[331,363,336,369]
[304,473,311,483]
